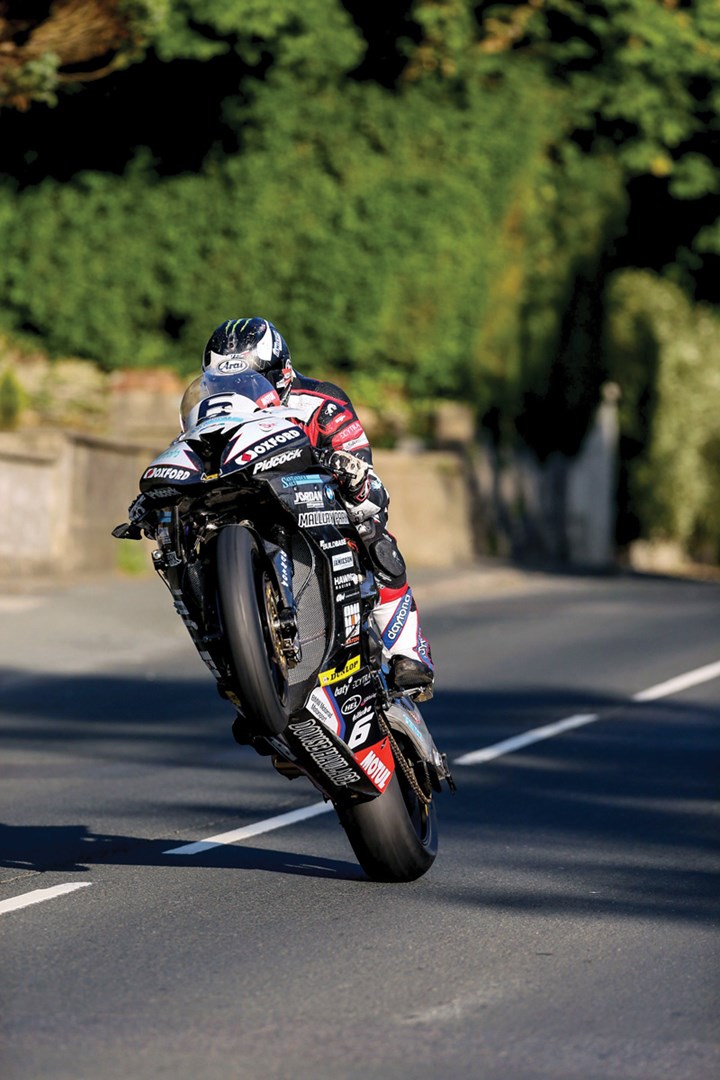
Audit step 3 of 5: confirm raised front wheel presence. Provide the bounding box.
[216,525,289,737]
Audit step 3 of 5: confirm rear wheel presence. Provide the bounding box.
[216,525,289,737]
[336,769,437,882]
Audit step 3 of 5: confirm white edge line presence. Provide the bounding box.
[163,801,333,855]
[631,659,720,702]
[454,714,598,766]
[10,661,717,881]
[0,882,92,915]
[164,658,720,852]
[455,658,720,767]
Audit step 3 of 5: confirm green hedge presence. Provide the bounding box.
[605,270,720,560]
[0,65,557,421]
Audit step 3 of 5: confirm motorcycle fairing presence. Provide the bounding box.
[282,715,375,795]
[354,737,395,793]
[140,444,205,491]
[300,659,393,795]
[175,394,315,482]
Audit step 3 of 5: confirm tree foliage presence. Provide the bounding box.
[477,1,720,281]
[1,1,719,554]
[0,1,166,109]
[606,270,720,560]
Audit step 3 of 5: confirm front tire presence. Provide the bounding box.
[336,770,437,882]
[216,525,289,737]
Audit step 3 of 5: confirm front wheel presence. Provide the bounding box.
[336,770,438,882]
[216,524,289,737]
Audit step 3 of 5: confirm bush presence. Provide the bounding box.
[0,366,23,429]
[605,270,720,560]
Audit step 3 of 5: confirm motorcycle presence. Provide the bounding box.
[113,370,454,882]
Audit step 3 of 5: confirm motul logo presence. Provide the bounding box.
[357,748,392,791]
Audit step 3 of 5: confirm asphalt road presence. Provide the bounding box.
[1,566,718,1080]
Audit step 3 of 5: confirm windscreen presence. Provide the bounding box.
[180,371,281,430]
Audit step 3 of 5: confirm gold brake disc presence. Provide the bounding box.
[264,578,288,678]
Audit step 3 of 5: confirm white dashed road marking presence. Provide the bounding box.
[454,658,720,766]
[0,882,92,915]
[5,659,720,907]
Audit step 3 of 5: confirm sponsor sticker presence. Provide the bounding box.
[239,429,302,463]
[332,670,373,699]
[319,655,361,686]
[332,552,354,572]
[143,486,180,501]
[341,694,362,716]
[156,445,185,460]
[306,688,343,736]
[288,718,361,786]
[294,489,324,507]
[319,537,347,550]
[277,550,292,590]
[253,448,303,473]
[324,409,353,434]
[282,473,324,488]
[298,509,350,528]
[143,466,192,481]
[355,738,395,793]
[333,572,358,589]
[343,602,360,643]
[337,434,370,453]
[337,420,363,441]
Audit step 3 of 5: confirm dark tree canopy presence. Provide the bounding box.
[1,1,719,554]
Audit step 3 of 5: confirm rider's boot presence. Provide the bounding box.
[372,584,435,701]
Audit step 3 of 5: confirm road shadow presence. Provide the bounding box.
[0,822,365,881]
[1,668,718,913]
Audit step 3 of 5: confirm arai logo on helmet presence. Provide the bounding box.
[216,357,249,374]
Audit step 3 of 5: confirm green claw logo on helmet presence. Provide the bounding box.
[202,317,293,394]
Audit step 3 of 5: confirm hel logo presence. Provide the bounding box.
[341,694,362,716]
[356,739,394,792]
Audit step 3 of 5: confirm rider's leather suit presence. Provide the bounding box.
[284,372,434,690]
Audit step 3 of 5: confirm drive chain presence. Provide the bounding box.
[378,713,433,807]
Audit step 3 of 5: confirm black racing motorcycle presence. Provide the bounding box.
[113,371,454,881]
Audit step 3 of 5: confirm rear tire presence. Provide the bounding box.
[216,525,289,737]
[336,770,437,882]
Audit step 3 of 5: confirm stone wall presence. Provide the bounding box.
[0,387,621,580]
[0,430,159,579]
[0,433,477,580]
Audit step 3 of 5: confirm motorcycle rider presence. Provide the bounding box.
[179,316,435,701]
